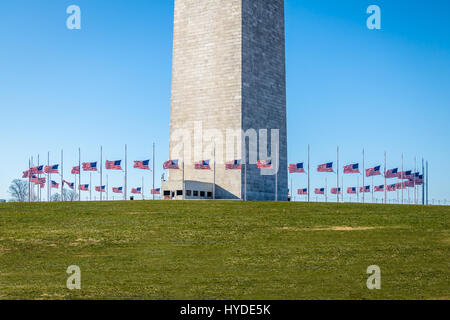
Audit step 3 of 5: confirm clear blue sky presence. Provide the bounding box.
[0,0,449,202]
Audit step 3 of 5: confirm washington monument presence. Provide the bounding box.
[163,0,288,201]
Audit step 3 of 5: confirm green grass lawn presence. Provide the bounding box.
[0,200,448,300]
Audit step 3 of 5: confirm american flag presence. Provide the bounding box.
[395,182,405,190]
[51,180,59,189]
[289,163,305,173]
[71,166,80,175]
[387,184,396,192]
[79,184,89,191]
[195,160,211,170]
[64,180,74,189]
[112,187,123,194]
[347,187,357,194]
[82,162,97,171]
[398,171,412,179]
[30,165,44,175]
[105,160,122,170]
[374,185,385,192]
[225,160,242,170]
[403,180,415,188]
[131,187,142,194]
[314,188,325,195]
[385,168,399,178]
[331,187,341,195]
[317,162,333,172]
[151,188,161,195]
[404,171,414,179]
[30,175,38,183]
[22,170,30,178]
[360,186,371,193]
[95,186,106,192]
[413,175,424,185]
[344,163,359,174]
[366,166,381,177]
[163,160,179,170]
[37,177,46,188]
[44,164,59,174]
[298,188,308,195]
[257,160,272,169]
[134,160,150,170]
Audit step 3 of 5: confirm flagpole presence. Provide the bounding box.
[142,176,144,200]
[28,158,31,202]
[362,148,365,204]
[47,151,50,202]
[38,154,40,202]
[31,156,34,202]
[290,177,293,202]
[275,139,278,201]
[100,146,103,201]
[307,144,310,203]
[372,176,374,203]
[244,158,247,201]
[414,157,417,204]
[124,144,127,201]
[422,158,425,205]
[182,143,185,200]
[426,161,429,205]
[152,142,155,201]
[78,148,81,201]
[213,143,216,200]
[106,174,109,201]
[384,151,387,204]
[336,146,339,203]
[325,177,328,203]
[357,175,359,203]
[401,153,404,205]
[60,150,63,202]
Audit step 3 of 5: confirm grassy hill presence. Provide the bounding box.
[0,201,448,300]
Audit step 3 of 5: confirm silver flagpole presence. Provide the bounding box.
[307,144,310,202]
[142,176,144,200]
[124,144,127,201]
[153,142,155,201]
[422,158,425,205]
[275,140,278,201]
[78,148,81,201]
[336,146,339,203]
[384,151,387,204]
[182,143,185,200]
[47,152,50,202]
[357,175,359,203]
[372,176,374,203]
[244,159,247,201]
[290,177,293,202]
[401,153,404,204]
[38,154,40,202]
[60,150,64,202]
[100,146,103,201]
[90,172,92,201]
[106,174,109,201]
[362,148,365,204]
[325,177,328,203]
[414,157,417,204]
[28,158,31,202]
[426,161,429,205]
[31,156,34,202]
[213,143,216,200]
